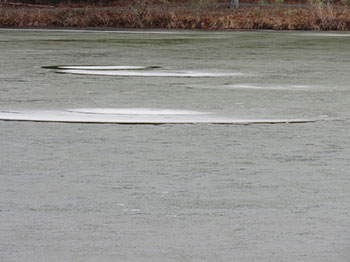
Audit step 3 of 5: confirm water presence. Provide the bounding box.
[0,29,349,261]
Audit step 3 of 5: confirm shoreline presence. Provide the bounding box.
[2,27,350,34]
[1,5,350,30]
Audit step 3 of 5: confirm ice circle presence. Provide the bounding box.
[42,65,160,70]
[0,108,322,125]
[43,65,245,78]
[66,108,211,115]
[56,69,244,78]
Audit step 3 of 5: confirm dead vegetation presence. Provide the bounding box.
[1,0,350,30]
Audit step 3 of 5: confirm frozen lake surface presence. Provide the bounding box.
[0,29,350,262]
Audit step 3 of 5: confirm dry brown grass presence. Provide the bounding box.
[1,4,350,30]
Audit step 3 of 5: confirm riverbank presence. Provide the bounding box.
[1,3,350,30]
